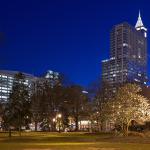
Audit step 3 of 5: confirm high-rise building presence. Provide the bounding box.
[0,70,36,102]
[44,70,60,87]
[0,70,60,103]
[102,12,147,91]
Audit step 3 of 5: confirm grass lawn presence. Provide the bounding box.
[0,132,150,150]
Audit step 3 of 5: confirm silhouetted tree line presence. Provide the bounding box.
[0,72,150,137]
[0,72,89,136]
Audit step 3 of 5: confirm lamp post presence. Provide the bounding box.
[52,118,56,132]
[57,113,62,133]
[96,111,99,132]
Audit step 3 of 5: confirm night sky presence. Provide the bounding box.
[0,0,150,87]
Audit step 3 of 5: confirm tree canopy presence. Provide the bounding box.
[109,83,150,135]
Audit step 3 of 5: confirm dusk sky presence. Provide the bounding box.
[0,0,150,87]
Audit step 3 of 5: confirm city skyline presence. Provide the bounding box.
[0,0,150,87]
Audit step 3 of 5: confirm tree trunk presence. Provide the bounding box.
[35,120,37,131]
[8,127,11,138]
[98,121,101,132]
[19,125,21,136]
[123,124,129,136]
[18,115,21,136]
[126,120,131,136]
[100,122,103,131]
[126,125,129,136]
[121,121,126,136]
[75,115,79,131]
[97,118,99,132]
[53,123,55,132]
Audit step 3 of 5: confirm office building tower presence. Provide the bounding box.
[102,12,147,91]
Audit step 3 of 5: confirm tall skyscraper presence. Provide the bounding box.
[102,12,147,91]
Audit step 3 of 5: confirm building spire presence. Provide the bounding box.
[135,10,144,29]
[139,10,141,18]
[135,10,147,37]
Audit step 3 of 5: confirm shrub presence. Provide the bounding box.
[128,131,145,138]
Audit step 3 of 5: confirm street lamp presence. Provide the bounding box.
[58,114,62,118]
[52,118,56,132]
[57,113,62,133]
[53,118,56,122]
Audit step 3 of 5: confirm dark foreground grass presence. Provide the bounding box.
[0,132,150,150]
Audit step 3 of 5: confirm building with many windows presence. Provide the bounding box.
[0,70,36,102]
[44,70,60,87]
[0,70,60,103]
[102,12,147,91]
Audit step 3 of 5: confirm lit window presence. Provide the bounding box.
[2,90,7,93]
[123,43,128,47]
[2,75,7,78]
[1,96,7,98]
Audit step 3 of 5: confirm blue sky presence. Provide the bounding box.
[0,0,150,87]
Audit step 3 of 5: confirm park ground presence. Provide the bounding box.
[0,132,150,150]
